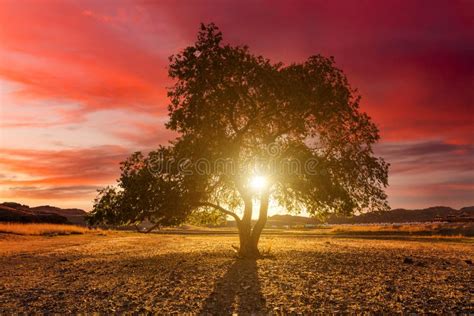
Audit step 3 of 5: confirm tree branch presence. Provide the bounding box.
[144,222,161,233]
[197,202,241,223]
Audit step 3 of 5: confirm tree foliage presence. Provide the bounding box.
[87,149,196,228]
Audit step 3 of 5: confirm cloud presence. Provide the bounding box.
[0,1,171,121]
[0,145,133,209]
[0,145,130,186]
[376,140,474,174]
[0,0,472,209]
[387,180,474,209]
[4,185,99,200]
[376,140,474,208]
[107,119,178,149]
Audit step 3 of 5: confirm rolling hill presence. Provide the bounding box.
[0,202,87,225]
[1,201,473,226]
[325,206,474,224]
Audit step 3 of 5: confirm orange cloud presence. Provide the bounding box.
[0,0,472,210]
[0,146,129,186]
[0,1,171,119]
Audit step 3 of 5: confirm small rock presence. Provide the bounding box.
[464,259,472,265]
[403,257,414,264]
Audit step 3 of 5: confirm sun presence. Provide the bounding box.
[249,175,267,191]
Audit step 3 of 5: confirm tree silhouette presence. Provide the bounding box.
[86,150,193,231]
[88,23,389,257]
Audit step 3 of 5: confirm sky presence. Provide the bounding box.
[0,0,473,211]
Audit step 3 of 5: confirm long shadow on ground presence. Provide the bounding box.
[200,258,267,314]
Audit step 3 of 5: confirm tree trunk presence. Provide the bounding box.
[237,197,258,257]
[250,190,269,250]
[238,223,260,258]
[236,191,269,258]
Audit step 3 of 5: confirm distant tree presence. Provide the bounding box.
[88,23,389,257]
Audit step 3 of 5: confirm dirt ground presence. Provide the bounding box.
[0,232,472,314]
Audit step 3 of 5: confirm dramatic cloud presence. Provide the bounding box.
[0,146,129,184]
[0,0,472,209]
[376,140,474,207]
[376,141,474,173]
[4,185,99,200]
[0,146,130,209]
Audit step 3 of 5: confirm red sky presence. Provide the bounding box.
[0,0,473,211]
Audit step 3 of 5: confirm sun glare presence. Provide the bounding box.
[249,175,267,191]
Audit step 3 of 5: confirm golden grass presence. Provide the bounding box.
[0,223,91,236]
[330,223,440,233]
[328,222,473,236]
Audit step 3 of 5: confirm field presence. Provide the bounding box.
[0,223,93,236]
[326,222,474,236]
[0,229,473,313]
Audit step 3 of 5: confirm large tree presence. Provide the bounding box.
[88,23,389,257]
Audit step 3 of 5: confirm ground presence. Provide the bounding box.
[0,231,472,314]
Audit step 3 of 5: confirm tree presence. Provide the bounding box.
[89,23,389,257]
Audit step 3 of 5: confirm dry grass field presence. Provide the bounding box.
[0,223,94,236]
[0,229,472,314]
[327,222,474,236]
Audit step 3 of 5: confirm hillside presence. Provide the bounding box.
[1,201,473,226]
[0,202,87,225]
[266,206,474,226]
[326,206,474,224]
[267,214,318,226]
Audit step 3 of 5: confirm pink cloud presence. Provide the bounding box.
[0,0,472,209]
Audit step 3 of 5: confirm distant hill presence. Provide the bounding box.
[0,204,69,224]
[1,201,473,226]
[267,214,318,226]
[326,206,474,224]
[0,202,87,225]
[460,206,474,212]
[265,206,474,226]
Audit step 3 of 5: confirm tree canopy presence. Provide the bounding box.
[88,23,389,257]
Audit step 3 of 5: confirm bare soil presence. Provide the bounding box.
[0,232,472,314]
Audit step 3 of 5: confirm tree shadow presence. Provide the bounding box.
[200,258,267,315]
